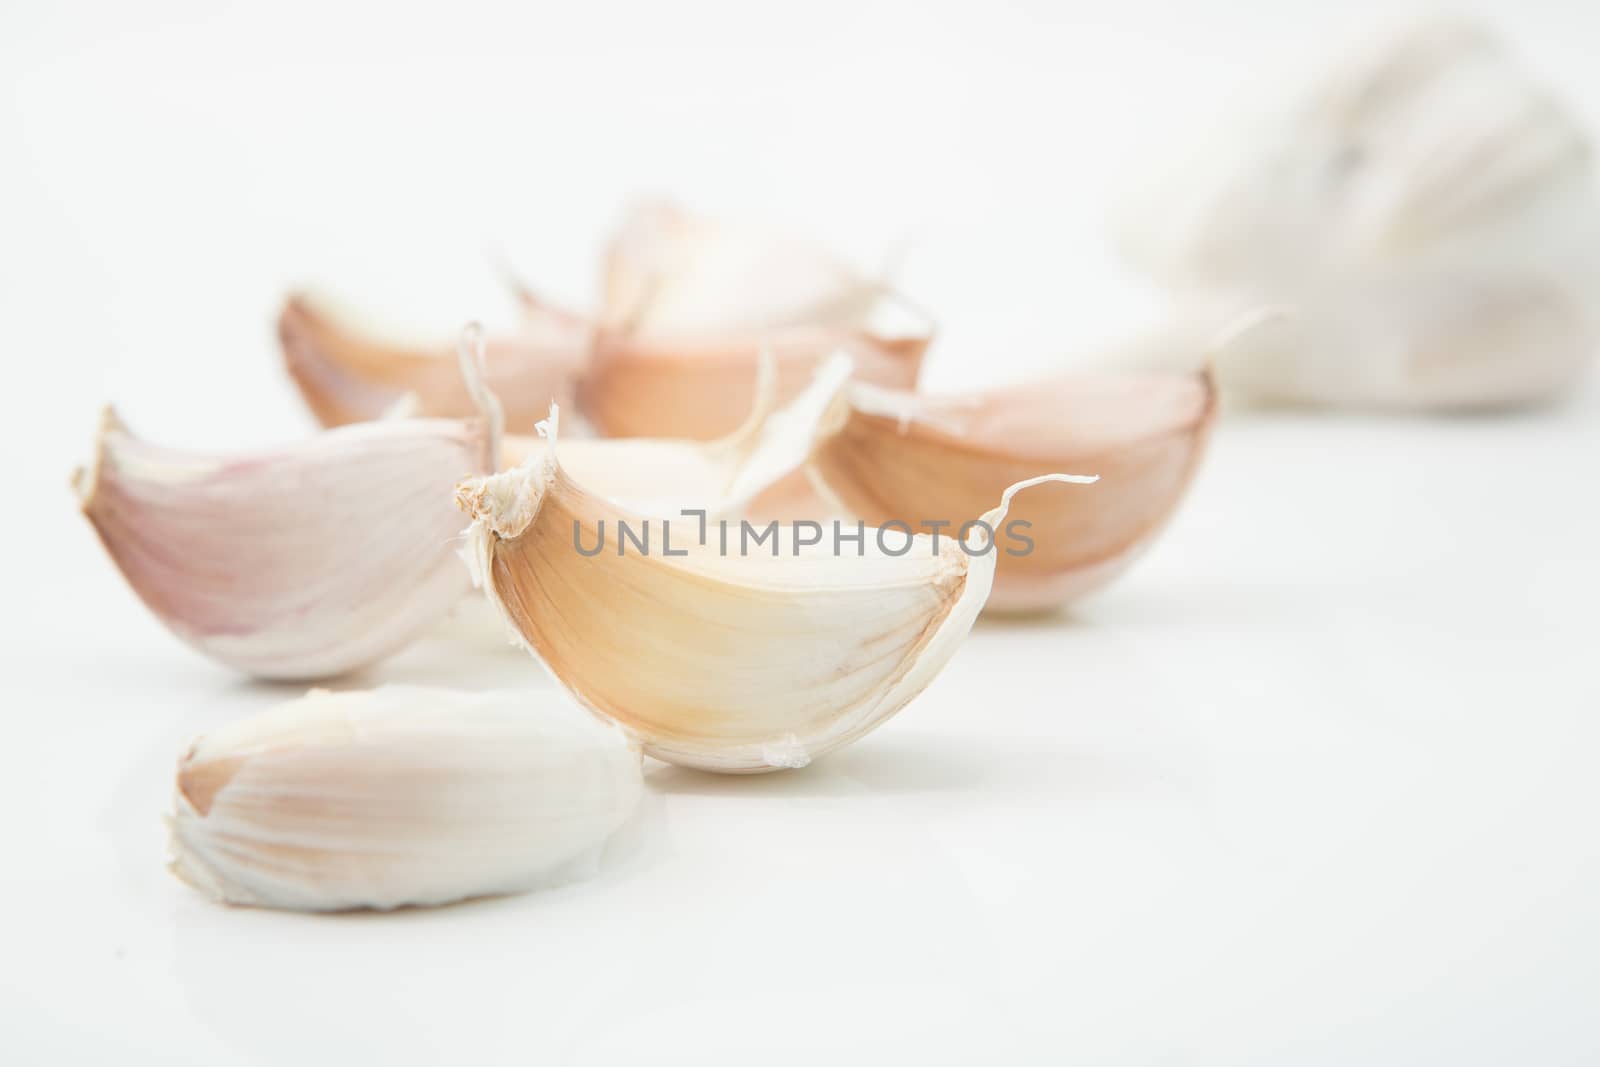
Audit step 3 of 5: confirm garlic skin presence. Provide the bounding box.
[169,686,642,912]
[809,371,1216,613]
[1120,17,1600,409]
[77,328,503,681]
[279,291,587,431]
[575,201,931,440]
[457,406,1092,773]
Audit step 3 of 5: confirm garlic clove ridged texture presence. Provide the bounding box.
[1119,16,1600,409]
[76,329,503,680]
[169,685,642,912]
[809,370,1217,613]
[456,405,1093,773]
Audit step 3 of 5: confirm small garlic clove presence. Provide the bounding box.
[279,290,587,431]
[77,329,503,680]
[503,354,855,517]
[169,685,642,912]
[809,370,1216,613]
[576,200,932,439]
[456,405,1091,773]
[1119,16,1600,409]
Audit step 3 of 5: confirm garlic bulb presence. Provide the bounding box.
[576,201,932,439]
[809,370,1216,612]
[1120,16,1600,408]
[169,685,642,911]
[456,405,1092,773]
[279,290,587,431]
[76,329,503,680]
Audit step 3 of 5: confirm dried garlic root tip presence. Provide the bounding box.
[456,404,1090,773]
[76,329,502,680]
[809,370,1216,613]
[278,289,588,431]
[574,200,933,439]
[169,686,642,912]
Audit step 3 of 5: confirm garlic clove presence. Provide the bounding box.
[576,200,932,440]
[279,290,587,431]
[1119,16,1600,409]
[169,685,642,912]
[77,329,503,680]
[456,405,1092,773]
[809,370,1216,613]
[502,353,854,517]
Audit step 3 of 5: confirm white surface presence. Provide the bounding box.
[4,1,1599,1063]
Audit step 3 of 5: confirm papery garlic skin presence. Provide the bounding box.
[1119,17,1600,409]
[809,371,1216,613]
[576,201,932,439]
[76,410,492,680]
[279,291,587,431]
[169,686,642,912]
[456,406,1088,773]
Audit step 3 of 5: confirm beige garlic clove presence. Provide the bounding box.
[456,405,1092,773]
[169,685,643,912]
[575,200,932,440]
[808,370,1216,613]
[1119,16,1600,409]
[76,329,503,680]
[503,354,854,518]
[279,290,587,431]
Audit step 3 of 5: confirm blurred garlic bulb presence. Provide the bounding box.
[279,291,587,431]
[809,370,1216,612]
[169,685,642,912]
[456,406,1092,773]
[575,201,932,439]
[76,329,503,680]
[1121,17,1600,408]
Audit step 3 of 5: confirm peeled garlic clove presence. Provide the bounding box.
[76,329,502,680]
[279,290,587,431]
[810,371,1216,613]
[577,200,931,439]
[1119,17,1600,408]
[169,685,642,912]
[504,354,854,517]
[456,406,1090,773]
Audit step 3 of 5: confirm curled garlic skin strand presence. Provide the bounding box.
[457,403,1093,773]
[168,686,643,912]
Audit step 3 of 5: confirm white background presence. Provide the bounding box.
[3,1,1598,1063]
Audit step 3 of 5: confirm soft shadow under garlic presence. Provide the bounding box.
[75,327,504,681]
[1118,16,1600,410]
[456,404,1092,774]
[808,369,1217,613]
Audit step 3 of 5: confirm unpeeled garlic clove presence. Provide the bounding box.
[169,685,642,911]
[503,354,855,518]
[1119,16,1600,409]
[76,329,503,680]
[575,200,932,440]
[279,290,587,431]
[808,370,1216,613]
[456,405,1092,773]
